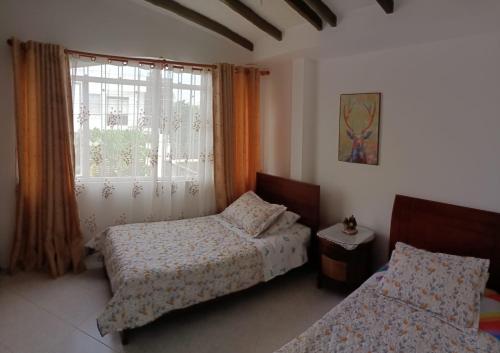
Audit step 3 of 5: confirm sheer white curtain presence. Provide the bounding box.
[70,56,215,241]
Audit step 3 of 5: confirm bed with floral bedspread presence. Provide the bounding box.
[93,215,310,336]
[275,272,500,353]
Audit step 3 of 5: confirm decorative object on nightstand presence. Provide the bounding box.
[342,215,358,235]
[317,223,374,290]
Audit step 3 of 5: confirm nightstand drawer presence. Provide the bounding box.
[319,238,351,260]
[321,255,347,282]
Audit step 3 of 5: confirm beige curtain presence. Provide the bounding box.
[9,38,84,277]
[213,64,261,211]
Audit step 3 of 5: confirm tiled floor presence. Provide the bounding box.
[0,257,344,353]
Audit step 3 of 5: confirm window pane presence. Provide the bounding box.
[89,94,101,116]
[70,58,208,180]
[122,66,136,80]
[105,64,119,79]
[88,64,102,77]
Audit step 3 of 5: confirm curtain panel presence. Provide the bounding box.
[213,64,261,211]
[70,57,216,241]
[9,38,84,276]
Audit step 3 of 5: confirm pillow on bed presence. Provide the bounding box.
[377,242,490,333]
[260,211,300,236]
[221,191,286,237]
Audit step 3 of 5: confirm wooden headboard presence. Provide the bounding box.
[390,194,500,292]
[255,172,320,235]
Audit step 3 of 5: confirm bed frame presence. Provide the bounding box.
[389,194,500,292]
[116,172,320,344]
[256,172,321,264]
[255,172,320,235]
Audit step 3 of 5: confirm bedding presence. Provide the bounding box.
[377,242,490,332]
[275,272,500,353]
[220,191,286,237]
[263,211,300,236]
[93,215,310,336]
[480,291,500,341]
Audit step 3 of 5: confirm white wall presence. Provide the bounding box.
[260,59,293,178]
[315,32,500,266]
[0,0,250,268]
[290,58,317,183]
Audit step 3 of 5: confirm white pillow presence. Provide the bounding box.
[261,211,300,236]
[221,191,286,237]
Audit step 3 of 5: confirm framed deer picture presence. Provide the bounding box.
[338,93,381,165]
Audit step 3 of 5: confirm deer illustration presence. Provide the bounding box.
[342,99,377,163]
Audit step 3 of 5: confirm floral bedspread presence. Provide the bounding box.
[275,273,500,353]
[94,215,309,336]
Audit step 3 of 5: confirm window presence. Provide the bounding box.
[70,58,213,182]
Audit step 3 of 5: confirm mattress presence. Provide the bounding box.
[93,215,310,335]
[275,272,500,353]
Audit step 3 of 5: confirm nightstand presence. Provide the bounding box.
[317,224,374,291]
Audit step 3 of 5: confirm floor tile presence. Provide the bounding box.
[6,269,111,327]
[79,313,123,352]
[0,289,74,353]
[49,330,115,353]
[0,265,343,353]
[0,271,49,293]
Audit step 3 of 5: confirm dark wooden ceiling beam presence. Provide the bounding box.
[304,0,337,27]
[145,0,254,51]
[219,0,282,41]
[376,0,394,14]
[284,0,323,31]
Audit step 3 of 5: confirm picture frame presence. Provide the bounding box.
[338,92,381,165]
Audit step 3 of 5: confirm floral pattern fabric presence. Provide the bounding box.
[221,191,286,237]
[217,216,311,281]
[264,211,300,236]
[93,215,310,335]
[275,273,500,353]
[377,242,490,332]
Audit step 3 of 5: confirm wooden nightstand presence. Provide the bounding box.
[317,224,374,291]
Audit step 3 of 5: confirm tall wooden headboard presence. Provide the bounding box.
[390,194,500,292]
[255,172,320,235]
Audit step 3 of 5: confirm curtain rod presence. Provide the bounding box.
[6,39,270,75]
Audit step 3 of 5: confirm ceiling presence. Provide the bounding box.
[158,0,379,42]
